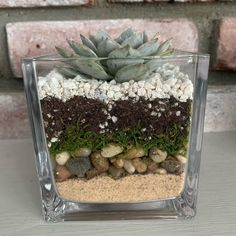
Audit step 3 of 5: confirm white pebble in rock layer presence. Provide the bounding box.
[124,160,135,174]
[175,155,187,164]
[101,144,124,158]
[55,151,70,166]
[38,63,193,103]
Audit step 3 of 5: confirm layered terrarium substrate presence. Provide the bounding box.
[38,63,193,202]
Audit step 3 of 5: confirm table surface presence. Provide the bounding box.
[0,132,236,236]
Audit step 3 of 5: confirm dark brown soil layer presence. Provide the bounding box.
[41,96,191,141]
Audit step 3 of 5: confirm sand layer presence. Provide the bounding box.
[56,174,185,203]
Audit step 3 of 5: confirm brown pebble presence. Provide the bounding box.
[149,147,167,163]
[113,158,124,168]
[160,156,184,175]
[125,147,145,159]
[132,158,147,173]
[108,166,125,179]
[55,165,72,182]
[147,162,159,172]
[86,168,103,179]
[90,151,109,172]
[155,168,167,175]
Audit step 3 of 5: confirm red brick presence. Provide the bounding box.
[108,0,168,2]
[175,0,216,2]
[0,0,93,8]
[214,18,236,71]
[174,0,192,2]
[6,19,198,78]
[109,0,216,2]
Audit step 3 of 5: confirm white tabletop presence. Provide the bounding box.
[0,132,236,236]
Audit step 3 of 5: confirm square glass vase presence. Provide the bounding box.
[22,53,209,222]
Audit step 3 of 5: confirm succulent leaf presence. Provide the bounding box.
[89,35,97,46]
[80,34,97,53]
[135,71,150,81]
[115,28,135,44]
[107,45,142,74]
[56,67,79,78]
[128,47,141,57]
[158,48,174,57]
[55,48,78,68]
[67,40,98,58]
[115,63,150,82]
[74,59,111,80]
[156,39,172,56]
[137,39,160,56]
[143,31,148,43]
[55,47,72,58]
[108,45,130,58]
[146,59,165,72]
[107,58,144,75]
[108,45,141,58]
[121,33,144,49]
[97,38,120,57]
[89,31,110,47]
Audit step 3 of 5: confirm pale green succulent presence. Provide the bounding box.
[56,28,173,82]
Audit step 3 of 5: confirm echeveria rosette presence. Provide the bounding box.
[56,28,174,82]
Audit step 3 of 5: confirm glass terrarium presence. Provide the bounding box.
[22,29,209,222]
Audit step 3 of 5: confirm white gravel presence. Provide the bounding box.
[38,63,193,103]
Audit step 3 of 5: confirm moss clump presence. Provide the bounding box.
[49,124,189,157]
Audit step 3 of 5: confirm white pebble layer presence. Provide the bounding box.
[38,63,193,103]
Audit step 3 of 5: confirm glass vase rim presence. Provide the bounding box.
[23,50,210,63]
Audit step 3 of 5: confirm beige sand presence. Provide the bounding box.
[56,174,185,203]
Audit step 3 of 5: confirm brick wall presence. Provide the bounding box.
[6,19,198,77]
[0,1,235,77]
[6,17,236,77]
[0,0,233,5]
[0,0,236,137]
[214,17,236,70]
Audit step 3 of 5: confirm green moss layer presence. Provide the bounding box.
[49,124,189,157]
